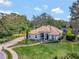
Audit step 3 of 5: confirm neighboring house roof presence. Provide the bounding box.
[30,25,63,35]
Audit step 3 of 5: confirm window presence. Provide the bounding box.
[40,33,44,39]
[46,34,49,40]
[35,35,37,38]
[52,35,54,39]
[29,35,31,38]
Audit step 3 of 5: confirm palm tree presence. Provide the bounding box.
[25,22,32,39]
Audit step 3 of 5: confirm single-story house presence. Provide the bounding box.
[28,25,63,41]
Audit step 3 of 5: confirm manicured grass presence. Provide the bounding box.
[14,42,79,59]
[3,49,12,59]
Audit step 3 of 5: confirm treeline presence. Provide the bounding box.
[31,13,68,29]
[0,13,31,38]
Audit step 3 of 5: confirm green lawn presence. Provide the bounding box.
[14,42,79,59]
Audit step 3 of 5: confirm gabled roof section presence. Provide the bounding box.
[30,25,63,35]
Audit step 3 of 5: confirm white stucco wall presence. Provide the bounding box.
[48,34,53,40]
[28,34,40,40]
[28,32,61,41]
[48,34,60,41]
[54,35,59,41]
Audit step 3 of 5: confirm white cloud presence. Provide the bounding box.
[0,10,20,14]
[51,7,64,13]
[54,17,69,21]
[0,10,11,14]
[55,18,61,20]
[43,5,48,9]
[0,0,12,6]
[34,7,42,11]
[67,15,71,19]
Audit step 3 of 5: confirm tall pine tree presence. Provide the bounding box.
[70,0,79,31]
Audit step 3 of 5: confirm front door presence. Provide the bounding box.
[40,33,44,40]
[45,34,49,40]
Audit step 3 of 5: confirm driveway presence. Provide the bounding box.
[3,37,25,48]
[0,52,6,59]
[0,37,41,59]
[0,37,26,59]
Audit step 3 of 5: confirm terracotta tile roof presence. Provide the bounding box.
[30,25,63,35]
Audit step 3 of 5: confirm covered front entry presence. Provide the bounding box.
[40,33,49,40]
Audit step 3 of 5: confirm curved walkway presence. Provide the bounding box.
[0,37,41,59]
[3,37,25,48]
[5,43,40,59]
[0,51,6,59]
[11,43,41,49]
[5,48,18,59]
[0,37,26,59]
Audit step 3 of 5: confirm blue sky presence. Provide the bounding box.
[0,0,76,21]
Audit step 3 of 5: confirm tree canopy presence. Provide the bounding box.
[31,13,68,29]
[70,0,79,30]
[0,13,31,38]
